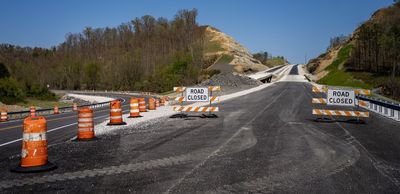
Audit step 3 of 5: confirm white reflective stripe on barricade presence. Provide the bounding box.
[130,103,139,107]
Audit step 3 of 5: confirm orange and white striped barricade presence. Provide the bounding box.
[53,105,60,114]
[30,106,36,117]
[107,100,126,125]
[312,109,369,118]
[0,109,8,122]
[173,106,219,112]
[138,98,147,112]
[11,116,57,172]
[77,107,96,140]
[171,86,221,118]
[128,98,142,118]
[72,103,78,111]
[311,86,370,123]
[148,98,156,110]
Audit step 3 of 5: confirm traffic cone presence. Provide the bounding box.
[72,103,78,111]
[107,100,126,125]
[77,107,95,140]
[11,116,57,172]
[155,99,160,107]
[53,105,60,114]
[0,109,8,122]
[128,98,142,118]
[138,98,147,112]
[30,106,36,117]
[148,98,156,110]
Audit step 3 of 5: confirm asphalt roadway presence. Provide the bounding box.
[1,65,400,193]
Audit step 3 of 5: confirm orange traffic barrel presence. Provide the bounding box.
[107,100,126,125]
[73,103,78,111]
[155,99,160,107]
[160,98,165,106]
[138,98,147,112]
[148,98,156,110]
[77,107,95,140]
[30,106,36,117]
[11,116,57,172]
[128,98,142,118]
[0,109,8,122]
[53,105,60,114]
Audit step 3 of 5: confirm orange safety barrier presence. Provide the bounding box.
[107,100,126,125]
[148,98,156,110]
[128,98,142,118]
[0,109,8,122]
[30,106,36,117]
[155,99,160,107]
[73,103,78,111]
[53,105,60,114]
[138,98,147,112]
[11,116,56,172]
[160,98,165,106]
[77,107,95,140]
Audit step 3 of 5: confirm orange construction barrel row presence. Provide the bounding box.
[77,107,95,140]
[107,100,126,125]
[129,98,142,118]
[0,109,7,122]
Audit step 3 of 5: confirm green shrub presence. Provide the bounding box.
[25,84,57,101]
[0,77,25,104]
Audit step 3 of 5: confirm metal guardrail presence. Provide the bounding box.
[6,100,116,121]
[357,95,400,121]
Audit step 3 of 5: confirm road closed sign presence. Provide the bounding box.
[327,89,355,106]
[185,87,209,102]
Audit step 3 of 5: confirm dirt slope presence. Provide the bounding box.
[204,26,268,74]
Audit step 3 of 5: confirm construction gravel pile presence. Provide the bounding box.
[199,73,262,94]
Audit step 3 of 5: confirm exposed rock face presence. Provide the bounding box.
[204,26,268,74]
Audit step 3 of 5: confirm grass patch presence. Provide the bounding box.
[16,97,72,109]
[265,57,286,67]
[215,54,234,64]
[204,40,225,53]
[318,44,372,89]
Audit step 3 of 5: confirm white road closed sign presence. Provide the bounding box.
[185,87,209,102]
[327,89,355,106]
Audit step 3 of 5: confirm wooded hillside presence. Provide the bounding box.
[0,9,205,93]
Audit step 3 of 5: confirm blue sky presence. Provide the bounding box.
[0,0,394,63]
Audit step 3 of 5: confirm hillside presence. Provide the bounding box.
[203,26,268,74]
[307,2,400,100]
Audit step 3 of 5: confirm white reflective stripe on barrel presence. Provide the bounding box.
[79,113,93,117]
[130,110,139,113]
[110,116,122,120]
[78,127,93,132]
[1,112,6,115]
[78,118,93,122]
[130,103,139,106]
[23,132,46,141]
[78,123,93,128]
[110,109,122,112]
